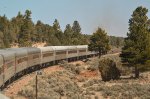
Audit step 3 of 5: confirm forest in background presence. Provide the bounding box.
[0,10,124,48]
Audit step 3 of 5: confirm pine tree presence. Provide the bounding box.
[64,24,73,45]
[35,20,44,42]
[53,19,60,31]
[0,10,93,48]
[52,19,65,45]
[0,31,5,48]
[116,37,120,48]
[72,20,81,38]
[120,6,150,78]
[88,27,110,58]
[0,15,11,48]
[11,11,24,43]
[18,10,33,47]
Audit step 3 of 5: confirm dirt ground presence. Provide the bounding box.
[3,61,93,99]
[3,55,150,99]
[3,66,63,99]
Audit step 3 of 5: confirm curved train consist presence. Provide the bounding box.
[0,45,97,89]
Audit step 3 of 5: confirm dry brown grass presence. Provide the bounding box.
[5,53,150,99]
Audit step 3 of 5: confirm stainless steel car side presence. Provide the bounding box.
[6,48,28,75]
[77,45,88,56]
[23,47,41,68]
[38,46,55,64]
[0,45,97,89]
[52,46,68,60]
[0,50,15,85]
[67,46,78,58]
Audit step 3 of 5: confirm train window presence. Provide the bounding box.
[43,53,53,58]
[17,57,28,64]
[33,54,39,59]
[68,50,77,54]
[56,51,66,55]
[6,61,14,69]
[79,49,86,52]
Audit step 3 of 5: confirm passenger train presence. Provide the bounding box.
[0,45,97,89]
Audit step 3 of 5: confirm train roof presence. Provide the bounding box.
[38,46,54,52]
[51,46,68,51]
[67,46,77,50]
[21,47,41,54]
[77,45,88,49]
[0,49,15,61]
[6,48,28,57]
[46,45,88,50]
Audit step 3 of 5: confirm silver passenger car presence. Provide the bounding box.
[0,50,15,84]
[67,46,78,58]
[52,46,68,60]
[87,50,97,56]
[38,46,55,64]
[7,48,28,74]
[23,47,41,68]
[77,45,88,56]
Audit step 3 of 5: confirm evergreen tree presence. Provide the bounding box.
[43,24,50,43]
[109,36,124,48]
[48,34,61,45]
[99,58,120,81]
[35,20,44,42]
[71,20,84,45]
[88,27,110,58]
[52,19,65,45]
[53,19,60,31]
[72,20,81,38]
[64,24,72,37]
[0,9,123,48]
[120,6,150,78]
[64,24,73,45]
[46,24,61,45]
[18,10,33,47]
[0,31,5,48]
[11,11,24,43]
[0,15,11,48]
[116,37,120,48]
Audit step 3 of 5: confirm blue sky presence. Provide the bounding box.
[0,0,150,37]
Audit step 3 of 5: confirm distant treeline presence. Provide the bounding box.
[0,10,123,48]
[109,36,124,48]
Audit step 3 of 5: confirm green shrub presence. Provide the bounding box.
[87,65,98,71]
[76,63,81,66]
[94,96,98,99]
[98,58,121,81]
[82,79,101,88]
[75,67,81,74]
